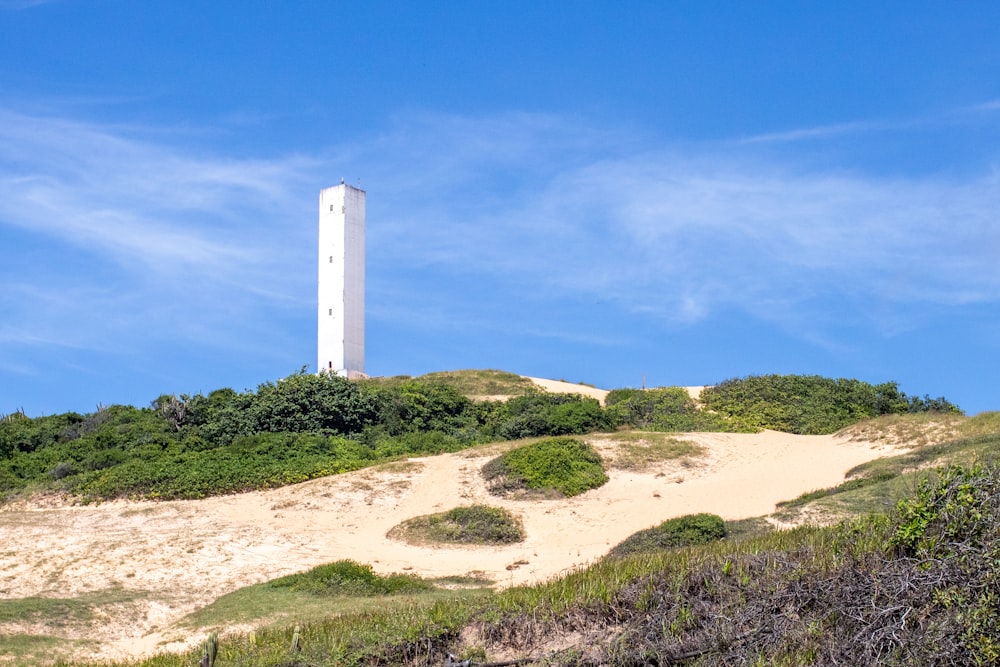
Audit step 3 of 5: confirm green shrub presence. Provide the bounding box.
[268,560,432,597]
[700,374,962,435]
[388,505,524,545]
[607,513,726,557]
[481,437,608,498]
[606,387,739,432]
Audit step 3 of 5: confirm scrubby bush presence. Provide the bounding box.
[607,513,726,557]
[388,505,524,545]
[482,437,608,498]
[478,393,610,440]
[268,560,432,597]
[606,387,737,432]
[701,375,962,435]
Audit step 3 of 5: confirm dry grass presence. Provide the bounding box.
[387,505,525,546]
[837,413,966,447]
[590,431,704,472]
[838,412,1000,450]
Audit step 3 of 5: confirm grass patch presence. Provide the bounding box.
[267,560,432,597]
[0,633,94,667]
[607,513,727,558]
[837,411,1000,449]
[430,573,495,587]
[179,575,489,632]
[776,471,900,511]
[771,432,1000,525]
[388,505,524,545]
[0,597,98,627]
[371,369,537,399]
[837,412,966,446]
[605,432,702,471]
[723,516,774,541]
[0,587,148,627]
[481,437,608,498]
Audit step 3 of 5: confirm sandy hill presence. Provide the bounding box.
[0,409,900,662]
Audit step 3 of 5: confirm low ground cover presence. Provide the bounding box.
[78,461,1000,665]
[387,505,524,545]
[607,513,727,557]
[481,437,608,498]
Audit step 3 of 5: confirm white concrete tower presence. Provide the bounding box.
[318,183,365,378]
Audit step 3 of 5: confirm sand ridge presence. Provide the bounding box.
[0,425,898,661]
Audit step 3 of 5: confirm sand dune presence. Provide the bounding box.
[0,425,898,661]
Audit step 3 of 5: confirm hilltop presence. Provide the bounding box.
[0,370,984,665]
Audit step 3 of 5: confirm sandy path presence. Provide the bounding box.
[0,430,894,661]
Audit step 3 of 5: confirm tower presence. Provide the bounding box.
[318,183,365,378]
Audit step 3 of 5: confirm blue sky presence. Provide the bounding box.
[2,1,1000,416]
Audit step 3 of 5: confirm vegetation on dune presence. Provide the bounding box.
[605,431,703,471]
[700,374,962,435]
[606,386,736,432]
[0,371,608,502]
[388,505,525,545]
[481,437,608,498]
[0,372,962,503]
[59,459,1000,667]
[607,513,727,558]
[267,560,432,597]
[367,369,538,398]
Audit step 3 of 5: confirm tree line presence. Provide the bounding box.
[0,372,960,501]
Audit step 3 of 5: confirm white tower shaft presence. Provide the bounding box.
[318,184,365,378]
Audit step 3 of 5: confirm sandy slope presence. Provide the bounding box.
[0,427,897,662]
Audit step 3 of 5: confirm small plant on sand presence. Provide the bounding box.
[481,437,608,498]
[608,513,726,557]
[388,505,524,545]
[268,560,432,597]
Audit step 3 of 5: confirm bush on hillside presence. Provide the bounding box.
[607,513,727,558]
[268,560,432,597]
[388,505,524,545]
[481,437,608,498]
[605,387,738,432]
[478,393,611,440]
[370,369,537,398]
[700,374,962,435]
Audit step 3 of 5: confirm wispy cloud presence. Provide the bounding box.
[739,120,883,144]
[358,111,1000,339]
[3,102,999,384]
[0,107,317,358]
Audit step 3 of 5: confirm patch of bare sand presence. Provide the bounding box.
[0,430,899,662]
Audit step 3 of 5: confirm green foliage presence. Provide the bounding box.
[608,513,727,557]
[0,371,962,504]
[247,370,382,435]
[368,380,473,436]
[268,560,432,597]
[481,437,608,497]
[55,461,1000,667]
[71,432,377,500]
[389,505,525,545]
[480,393,610,440]
[701,374,962,435]
[369,369,537,398]
[884,464,1000,664]
[606,387,738,432]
